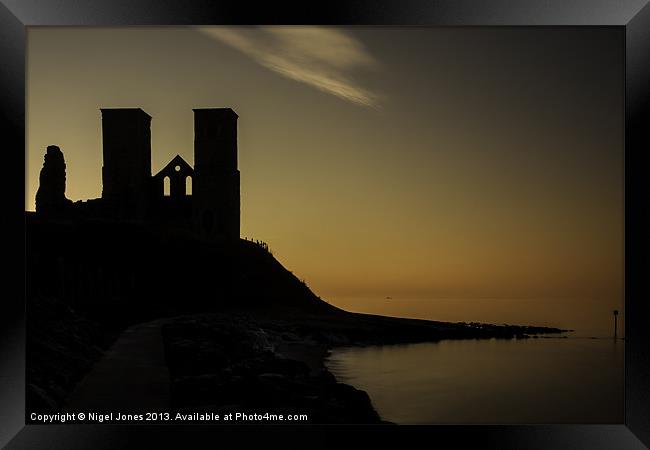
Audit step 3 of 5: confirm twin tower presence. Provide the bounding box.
[100,108,240,240]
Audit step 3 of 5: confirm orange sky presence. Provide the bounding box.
[26,27,624,336]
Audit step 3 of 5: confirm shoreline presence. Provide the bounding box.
[29,296,568,423]
[239,312,568,424]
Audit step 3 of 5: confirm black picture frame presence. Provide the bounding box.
[1,1,649,448]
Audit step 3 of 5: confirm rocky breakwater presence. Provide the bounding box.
[27,296,109,412]
[161,314,383,424]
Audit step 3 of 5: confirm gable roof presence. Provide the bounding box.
[153,154,194,178]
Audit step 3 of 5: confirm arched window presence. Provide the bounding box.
[163,176,170,196]
[186,176,192,195]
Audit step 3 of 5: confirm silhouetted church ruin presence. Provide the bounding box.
[35,108,240,240]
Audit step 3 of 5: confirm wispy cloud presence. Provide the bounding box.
[199,27,381,107]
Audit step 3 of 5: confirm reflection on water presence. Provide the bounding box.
[325,338,623,424]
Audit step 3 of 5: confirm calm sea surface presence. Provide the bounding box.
[325,338,623,424]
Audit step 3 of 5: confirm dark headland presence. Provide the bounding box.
[26,213,565,424]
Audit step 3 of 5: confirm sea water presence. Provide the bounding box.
[325,337,623,424]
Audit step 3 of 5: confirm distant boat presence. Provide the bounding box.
[385,296,392,300]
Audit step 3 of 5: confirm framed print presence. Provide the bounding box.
[1,1,649,448]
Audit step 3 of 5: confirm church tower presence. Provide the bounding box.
[192,108,240,239]
[100,108,152,218]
